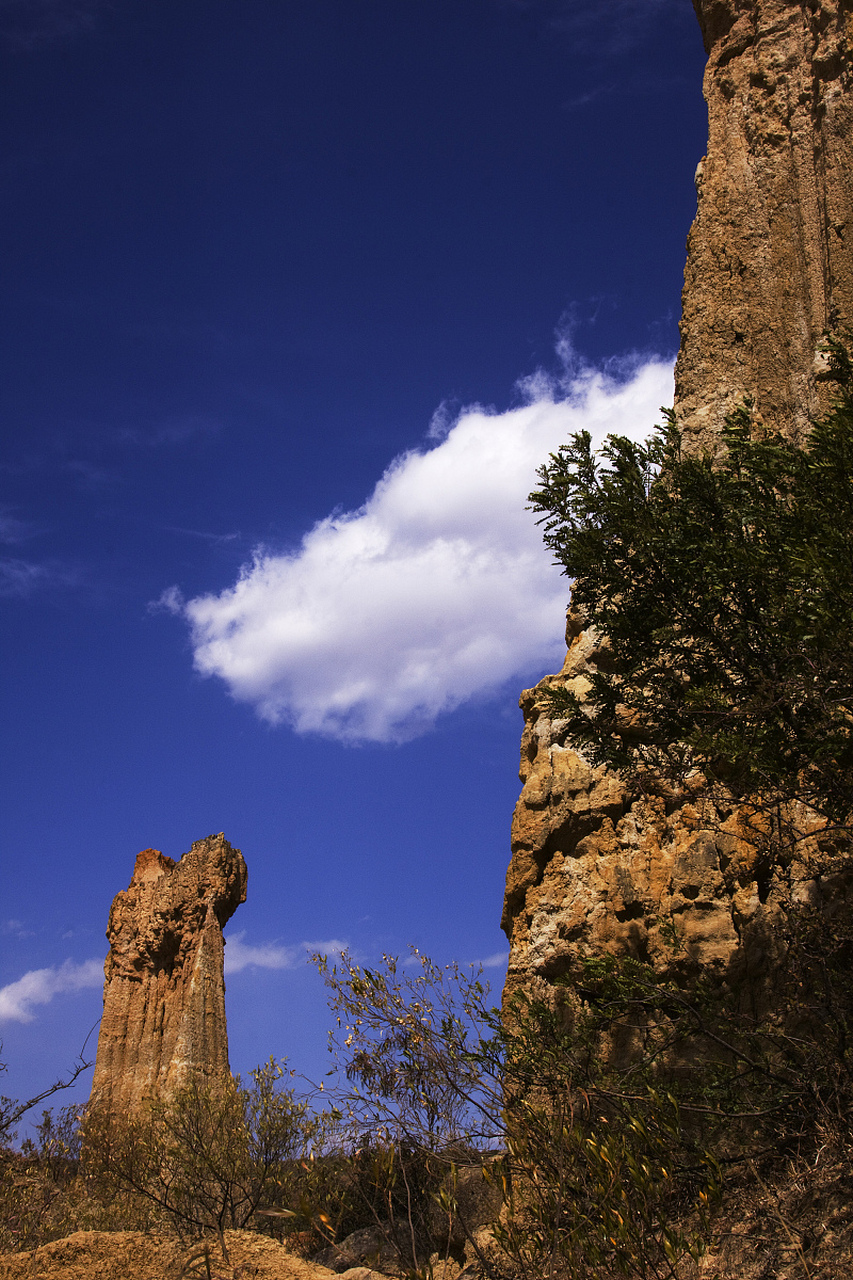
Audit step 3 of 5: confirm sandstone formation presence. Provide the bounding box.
[89,833,247,1113]
[501,0,853,1006]
[677,0,853,450]
[501,611,853,1009]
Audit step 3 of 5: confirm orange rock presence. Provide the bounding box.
[89,833,247,1113]
[677,0,853,451]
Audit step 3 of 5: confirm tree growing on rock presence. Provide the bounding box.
[528,335,853,835]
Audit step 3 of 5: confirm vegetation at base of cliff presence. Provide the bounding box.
[4,924,853,1275]
[529,334,853,829]
[310,932,853,1279]
[313,948,722,1279]
[81,1061,314,1243]
[4,349,853,1273]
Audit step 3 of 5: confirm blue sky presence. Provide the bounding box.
[0,0,707,1121]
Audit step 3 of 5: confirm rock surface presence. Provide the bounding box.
[89,834,247,1113]
[502,612,853,1009]
[677,0,853,451]
[502,0,853,1004]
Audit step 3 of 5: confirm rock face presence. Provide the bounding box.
[501,611,852,1010]
[677,0,853,451]
[89,833,247,1113]
[501,0,853,1006]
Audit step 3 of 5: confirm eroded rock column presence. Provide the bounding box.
[502,0,853,1009]
[89,833,247,1112]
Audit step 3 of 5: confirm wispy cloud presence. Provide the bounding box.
[0,508,40,546]
[0,557,82,598]
[0,507,82,597]
[172,347,673,744]
[554,0,683,50]
[151,585,186,616]
[401,948,508,973]
[561,83,619,111]
[0,919,34,940]
[3,415,220,497]
[223,932,347,976]
[63,458,119,490]
[116,416,221,449]
[0,958,103,1024]
[163,527,241,545]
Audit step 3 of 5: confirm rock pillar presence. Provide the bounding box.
[89,833,247,1112]
[501,0,853,1007]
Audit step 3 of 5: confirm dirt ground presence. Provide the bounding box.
[0,1229,386,1280]
[2,1152,853,1280]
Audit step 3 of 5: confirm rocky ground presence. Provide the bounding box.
[0,1229,388,1280]
[3,1159,853,1280]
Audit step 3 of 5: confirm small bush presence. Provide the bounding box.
[83,1059,315,1245]
[314,948,722,1279]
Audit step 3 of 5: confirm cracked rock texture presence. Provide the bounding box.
[502,0,853,1006]
[502,613,853,1009]
[677,0,853,450]
[89,833,247,1112]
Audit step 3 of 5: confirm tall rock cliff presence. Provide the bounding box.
[501,0,853,1007]
[678,0,853,449]
[89,833,247,1113]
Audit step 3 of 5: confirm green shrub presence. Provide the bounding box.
[529,334,853,830]
[83,1059,314,1245]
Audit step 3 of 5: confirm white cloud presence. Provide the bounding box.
[150,584,185,615]
[0,958,103,1024]
[224,932,346,976]
[177,353,673,744]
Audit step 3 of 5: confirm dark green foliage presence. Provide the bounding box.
[529,336,853,826]
[4,926,853,1272]
[483,982,721,1280]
